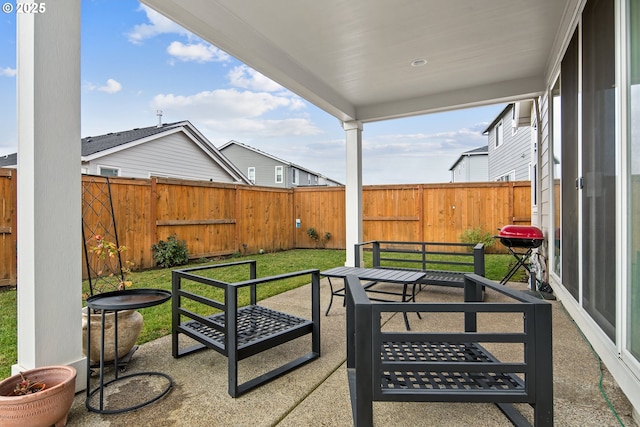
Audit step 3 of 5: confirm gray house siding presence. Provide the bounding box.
[86,132,237,182]
[467,156,489,182]
[451,155,488,182]
[221,143,286,188]
[487,105,532,181]
[220,141,342,188]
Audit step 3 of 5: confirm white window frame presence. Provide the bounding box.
[97,165,120,177]
[248,167,256,184]
[495,170,515,182]
[275,165,283,184]
[292,169,299,185]
[495,121,504,148]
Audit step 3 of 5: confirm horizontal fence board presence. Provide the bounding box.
[0,171,530,285]
[156,219,236,226]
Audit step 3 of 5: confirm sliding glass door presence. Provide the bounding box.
[628,0,640,360]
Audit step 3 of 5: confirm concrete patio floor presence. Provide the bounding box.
[66,279,637,426]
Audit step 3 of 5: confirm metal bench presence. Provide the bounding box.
[345,273,553,427]
[354,240,485,290]
[171,260,320,397]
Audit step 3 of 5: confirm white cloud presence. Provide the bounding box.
[228,65,283,93]
[152,88,302,119]
[150,88,320,138]
[203,117,321,137]
[0,67,16,77]
[167,41,230,63]
[366,126,487,157]
[127,5,190,44]
[97,79,122,94]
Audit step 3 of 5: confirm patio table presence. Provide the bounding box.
[321,266,426,329]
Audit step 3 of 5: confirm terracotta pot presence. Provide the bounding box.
[82,307,143,363]
[0,365,77,427]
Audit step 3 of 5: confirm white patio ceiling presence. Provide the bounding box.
[142,0,575,123]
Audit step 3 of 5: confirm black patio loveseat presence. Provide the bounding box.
[345,273,553,427]
[354,240,485,291]
[171,261,320,397]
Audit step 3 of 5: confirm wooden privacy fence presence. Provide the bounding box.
[0,169,16,287]
[0,171,530,286]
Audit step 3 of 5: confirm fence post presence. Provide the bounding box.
[150,177,158,264]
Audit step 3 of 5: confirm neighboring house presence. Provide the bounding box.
[81,121,250,183]
[219,140,342,188]
[1,121,251,184]
[483,102,534,182]
[0,153,16,168]
[448,145,488,182]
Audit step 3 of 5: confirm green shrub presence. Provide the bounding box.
[307,227,331,248]
[151,234,189,268]
[460,227,495,250]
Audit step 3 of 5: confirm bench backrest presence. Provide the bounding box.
[354,240,485,276]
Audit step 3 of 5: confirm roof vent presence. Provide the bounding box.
[156,110,163,127]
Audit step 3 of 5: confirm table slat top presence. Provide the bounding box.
[321,267,425,283]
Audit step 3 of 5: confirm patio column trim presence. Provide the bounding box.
[343,120,363,267]
[15,1,86,391]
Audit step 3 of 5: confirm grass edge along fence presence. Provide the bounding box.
[0,172,531,286]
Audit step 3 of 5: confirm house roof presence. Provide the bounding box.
[219,140,343,185]
[0,125,184,166]
[81,122,184,156]
[448,145,488,171]
[82,121,252,184]
[3,122,252,184]
[143,0,574,123]
[482,104,514,135]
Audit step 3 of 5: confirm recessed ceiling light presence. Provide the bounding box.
[411,58,428,67]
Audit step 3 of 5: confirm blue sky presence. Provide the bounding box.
[0,1,505,184]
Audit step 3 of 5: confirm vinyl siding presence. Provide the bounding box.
[488,108,532,181]
[87,132,238,182]
[220,143,341,188]
[538,94,551,232]
[451,155,488,182]
[221,144,287,188]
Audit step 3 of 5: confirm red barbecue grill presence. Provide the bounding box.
[497,225,544,286]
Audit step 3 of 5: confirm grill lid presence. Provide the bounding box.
[498,225,543,240]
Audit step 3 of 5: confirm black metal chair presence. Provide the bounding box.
[345,273,553,427]
[172,260,320,397]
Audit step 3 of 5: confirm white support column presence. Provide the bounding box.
[15,1,86,391]
[343,120,363,267]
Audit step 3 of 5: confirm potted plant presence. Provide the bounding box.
[82,234,143,364]
[0,366,76,427]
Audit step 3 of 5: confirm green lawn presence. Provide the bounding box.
[0,249,525,379]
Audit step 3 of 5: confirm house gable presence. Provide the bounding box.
[82,122,250,184]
